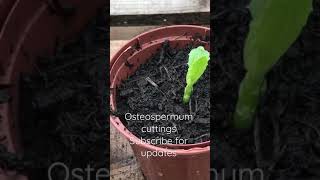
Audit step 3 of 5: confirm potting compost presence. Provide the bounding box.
[115,40,210,144]
[213,0,320,179]
[0,10,107,179]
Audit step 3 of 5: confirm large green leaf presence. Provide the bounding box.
[245,0,312,75]
[234,0,313,128]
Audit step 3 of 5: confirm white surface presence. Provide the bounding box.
[110,0,209,15]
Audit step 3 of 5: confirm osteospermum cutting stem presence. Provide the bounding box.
[183,46,210,103]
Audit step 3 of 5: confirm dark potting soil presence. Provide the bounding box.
[116,41,210,144]
[0,10,108,179]
[213,0,320,179]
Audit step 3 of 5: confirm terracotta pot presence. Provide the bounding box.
[110,25,210,180]
[0,0,104,179]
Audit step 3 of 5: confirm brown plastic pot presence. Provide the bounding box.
[110,25,210,180]
[0,0,104,179]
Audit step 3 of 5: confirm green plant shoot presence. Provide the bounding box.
[234,0,313,128]
[183,46,210,103]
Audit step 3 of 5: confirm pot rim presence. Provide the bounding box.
[110,25,210,67]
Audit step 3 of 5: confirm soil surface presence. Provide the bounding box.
[116,41,210,144]
[213,0,320,179]
[0,10,108,179]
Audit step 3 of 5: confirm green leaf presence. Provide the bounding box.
[234,0,312,128]
[183,46,210,103]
